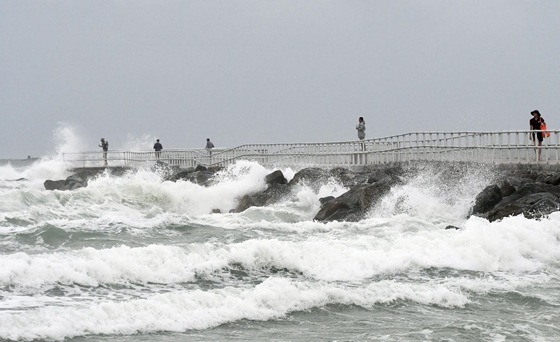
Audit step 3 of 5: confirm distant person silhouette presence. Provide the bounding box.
[206,138,215,155]
[356,117,366,150]
[99,138,108,166]
[153,139,163,159]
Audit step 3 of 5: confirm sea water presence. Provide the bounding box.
[0,133,559,342]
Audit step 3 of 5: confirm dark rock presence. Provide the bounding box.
[44,170,97,191]
[319,196,335,207]
[67,182,85,190]
[314,176,398,222]
[528,193,560,216]
[445,225,460,230]
[65,174,88,187]
[44,180,66,191]
[498,178,517,197]
[164,168,195,182]
[288,168,328,189]
[265,170,287,185]
[536,172,559,184]
[211,209,221,214]
[207,166,224,173]
[471,185,502,216]
[194,165,207,172]
[329,168,362,186]
[194,171,215,186]
[314,200,353,221]
[235,194,257,213]
[164,169,215,186]
[367,170,391,184]
[252,183,291,206]
[231,173,291,213]
[505,176,531,192]
[485,183,560,222]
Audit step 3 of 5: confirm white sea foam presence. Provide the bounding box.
[2,212,559,289]
[370,164,494,224]
[0,277,472,341]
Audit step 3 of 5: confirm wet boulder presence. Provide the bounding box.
[192,171,215,186]
[498,178,517,197]
[235,194,257,213]
[485,183,560,222]
[265,170,288,185]
[314,200,353,221]
[164,168,216,186]
[164,168,195,182]
[314,175,398,222]
[471,185,502,216]
[329,168,364,187]
[319,196,335,206]
[44,180,66,191]
[44,171,96,191]
[288,168,328,190]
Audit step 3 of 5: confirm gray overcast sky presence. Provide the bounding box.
[1,0,559,159]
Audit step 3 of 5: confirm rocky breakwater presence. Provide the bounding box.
[232,164,560,223]
[161,165,394,217]
[232,166,403,220]
[44,168,129,191]
[470,168,560,222]
[44,162,560,223]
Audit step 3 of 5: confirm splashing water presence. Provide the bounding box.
[370,163,496,224]
[1,128,559,342]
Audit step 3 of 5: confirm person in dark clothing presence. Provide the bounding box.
[99,138,108,166]
[205,138,215,155]
[153,139,163,159]
[529,110,546,161]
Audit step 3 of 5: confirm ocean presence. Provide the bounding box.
[1,153,559,341]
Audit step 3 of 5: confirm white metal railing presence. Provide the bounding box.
[62,130,560,169]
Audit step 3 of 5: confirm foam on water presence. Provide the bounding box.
[0,275,475,341]
[2,213,559,289]
[370,163,495,224]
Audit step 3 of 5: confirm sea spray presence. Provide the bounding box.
[1,123,86,189]
[369,163,496,223]
[1,147,560,341]
[120,133,159,151]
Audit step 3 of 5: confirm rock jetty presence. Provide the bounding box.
[45,162,560,222]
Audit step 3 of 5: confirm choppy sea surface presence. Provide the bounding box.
[1,155,559,342]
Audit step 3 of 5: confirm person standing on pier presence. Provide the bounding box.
[206,138,215,155]
[356,117,366,150]
[529,110,546,161]
[153,139,163,160]
[99,138,109,166]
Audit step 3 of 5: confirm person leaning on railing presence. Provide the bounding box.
[529,110,546,162]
